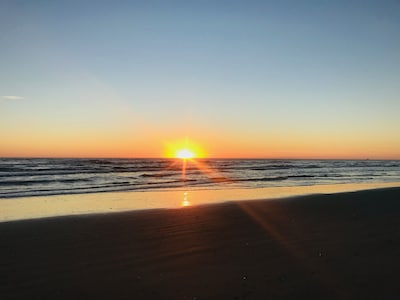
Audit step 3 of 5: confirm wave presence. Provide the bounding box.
[140,173,178,178]
[236,175,315,182]
[250,165,295,171]
[0,178,91,186]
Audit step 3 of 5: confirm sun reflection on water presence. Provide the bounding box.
[181,192,190,207]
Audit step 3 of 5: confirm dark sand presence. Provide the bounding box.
[1,188,400,299]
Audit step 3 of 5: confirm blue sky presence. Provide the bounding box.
[1,0,400,158]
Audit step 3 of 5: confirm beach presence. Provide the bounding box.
[1,187,400,299]
[3,0,400,298]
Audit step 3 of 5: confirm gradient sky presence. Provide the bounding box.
[1,0,400,158]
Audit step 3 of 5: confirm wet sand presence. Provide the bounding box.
[1,187,400,299]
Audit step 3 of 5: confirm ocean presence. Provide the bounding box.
[1,158,400,199]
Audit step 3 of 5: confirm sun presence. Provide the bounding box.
[164,138,205,158]
[176,148,195,159]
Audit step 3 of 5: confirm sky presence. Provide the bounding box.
[1,0,400,159]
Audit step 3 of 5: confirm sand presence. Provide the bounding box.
[1,187,400,299]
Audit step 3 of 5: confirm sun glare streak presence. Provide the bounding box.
[237,202,343,296]
[191,159,232,184]
[181,157,188,182]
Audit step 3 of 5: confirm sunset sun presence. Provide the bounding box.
[165,138,205,159]
[176,148,195,159]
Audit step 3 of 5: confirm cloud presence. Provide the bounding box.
[2,95,24,100]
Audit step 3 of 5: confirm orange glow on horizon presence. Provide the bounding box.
[1,130,399,160]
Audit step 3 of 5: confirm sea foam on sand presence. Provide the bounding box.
[1,181,400,222]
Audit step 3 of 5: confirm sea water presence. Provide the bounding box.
[1,158,400,198]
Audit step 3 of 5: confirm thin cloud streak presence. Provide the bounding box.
[2,96,24,100]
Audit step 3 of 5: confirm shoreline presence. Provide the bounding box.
[1,181,400,222]
[1,186,400,299]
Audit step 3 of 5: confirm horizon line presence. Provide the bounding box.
[1,156,398,161]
